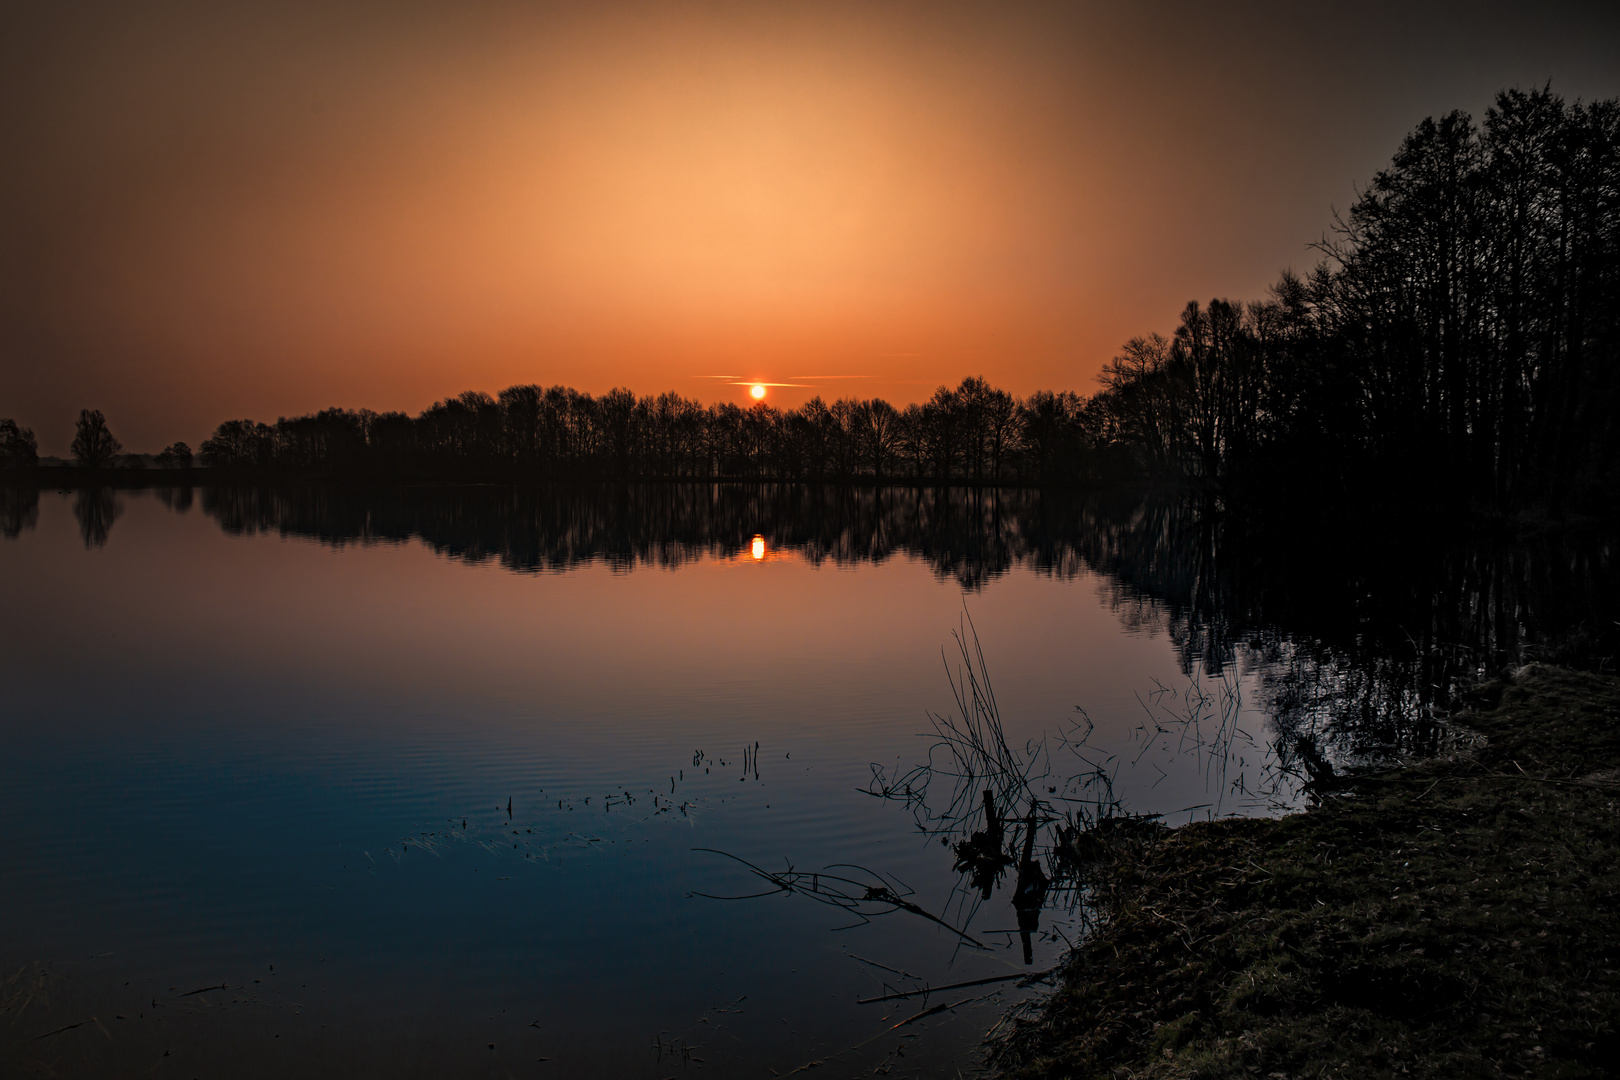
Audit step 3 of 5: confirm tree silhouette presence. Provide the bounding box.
[71,410,122,469]
[173,86,1615,512]
[155,442,193,468]
[0,419,39,467]
[857,399,902,479]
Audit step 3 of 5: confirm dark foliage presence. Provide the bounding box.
[1322,89,1620,512]
[1090,87,1620,512]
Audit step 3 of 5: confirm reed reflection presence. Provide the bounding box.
[705,620,1107,970]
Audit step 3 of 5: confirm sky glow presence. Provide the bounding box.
[1,0,1617,452]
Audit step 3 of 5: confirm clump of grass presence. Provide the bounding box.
[990,664,1620,1078]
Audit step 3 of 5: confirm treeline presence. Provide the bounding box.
[9,87,1612,511]
[189,88,1618,510]
[197,378,1096,486]
[0,410,190,470]
[1086,86,1620,512]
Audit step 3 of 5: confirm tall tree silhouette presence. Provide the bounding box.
[71,410,122,469]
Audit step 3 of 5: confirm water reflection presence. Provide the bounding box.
[186,482,1618,757]
[698,618,1281,981]
[1,483,37,538]
[856,620,1121,969]
[197,482,1046,586]
[1,480,1615,1077]
[71,486,123,548]
[6,480,1613,763]
[155,483,195,514]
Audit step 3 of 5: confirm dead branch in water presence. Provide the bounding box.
[689,848,987,949]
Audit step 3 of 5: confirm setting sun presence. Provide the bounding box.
[750,535,766,560]
[750,384,766,400]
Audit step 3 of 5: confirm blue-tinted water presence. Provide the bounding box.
[15,482,1558,1077]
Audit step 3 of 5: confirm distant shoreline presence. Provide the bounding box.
[0,464,1121,492]
[7,472,1617,535]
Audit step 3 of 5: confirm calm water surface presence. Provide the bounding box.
[1,484,1607,1077]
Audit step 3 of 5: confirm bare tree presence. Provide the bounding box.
[983,388,1020,482]
[71,409,122,468]
[857,399,902,480]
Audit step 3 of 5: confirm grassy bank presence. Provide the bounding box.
[991,665,1620,1079]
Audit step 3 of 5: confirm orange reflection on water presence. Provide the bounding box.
[751,535,766,560]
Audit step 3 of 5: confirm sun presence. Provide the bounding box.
[750,384,766,400]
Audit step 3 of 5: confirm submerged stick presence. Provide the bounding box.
[890,994,980,1029]
[856,967,1055,1004]
[691,848,987,948]
[180,984,228,997]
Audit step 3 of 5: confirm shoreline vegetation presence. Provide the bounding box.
[992,665,1620,1079]
[5,87,1618,516]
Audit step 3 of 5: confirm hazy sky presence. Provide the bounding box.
[3,0,1617,452]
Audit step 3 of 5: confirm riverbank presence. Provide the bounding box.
[991,664,1620,1078]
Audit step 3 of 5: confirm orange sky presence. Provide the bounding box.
[2,0,1617,452]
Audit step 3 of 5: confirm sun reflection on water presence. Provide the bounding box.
[750,535,766,560]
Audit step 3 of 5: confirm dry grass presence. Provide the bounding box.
[990,665,1620,1079]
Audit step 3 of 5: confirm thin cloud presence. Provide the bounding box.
[790,374,872,379]
[724,381,814,388]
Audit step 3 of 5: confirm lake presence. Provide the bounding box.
[0,482,1610,1077]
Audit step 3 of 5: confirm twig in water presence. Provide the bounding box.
[856,968,1055,1004]
[690,849,986,949]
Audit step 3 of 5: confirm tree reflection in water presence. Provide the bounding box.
[191,481,1618,961]
[195,481,1616,757]
[1,484,38,539]
[4,478,1612,986]
[72,486,123,549]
